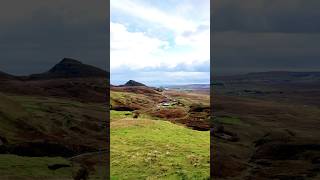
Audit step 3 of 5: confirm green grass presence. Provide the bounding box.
[0,154,108,179]
[110,91,153,108]
[111,118,210,179]
[0,155,73,178]
[110,110,133,119]
[110,91,136,106]
[111,110,165,121]
[0,93,33,141]
[0,93,29,119]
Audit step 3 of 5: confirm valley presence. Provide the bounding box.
[0,58,108,179]
[212,72,320,179]
[0,58,211,179]
[110,81,210,179]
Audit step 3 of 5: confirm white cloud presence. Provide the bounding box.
[111,22,169,69]
[111,22,209,71]
[111,0,198,34]
[110,0,210,84]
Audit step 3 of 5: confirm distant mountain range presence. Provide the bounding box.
[112,71,320,91]
[2,61,320,85]
[214,71,320,84]
[166,84,210,90]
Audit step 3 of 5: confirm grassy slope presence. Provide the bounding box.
[0,93,31,141]
[213,95,320,179]
[0,93,107,179]
[0,89,210,179]
[110,110,210,180]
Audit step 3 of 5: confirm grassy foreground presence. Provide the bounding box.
[111,111,210,180]
[0,155,72,179]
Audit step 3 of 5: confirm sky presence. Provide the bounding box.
[0,0,108,76]
[213,0,320,75]
[110,0,210,86]
[2,0,318,82]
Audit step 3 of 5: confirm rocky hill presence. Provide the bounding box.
[29,58,107,79]
[0,58,108,103]
[123,80,146,87]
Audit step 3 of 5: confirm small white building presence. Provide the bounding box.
[162,103,170,106]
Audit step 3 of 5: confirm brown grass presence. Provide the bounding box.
[151,108,187,119]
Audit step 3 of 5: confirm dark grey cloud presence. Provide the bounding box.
[0,0,108,75]
[213,0,320,75]
[214,0,320,33]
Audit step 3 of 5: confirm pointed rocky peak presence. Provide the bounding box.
[58,58,83,65]
[29,58,107,79]
[124,80,146,87]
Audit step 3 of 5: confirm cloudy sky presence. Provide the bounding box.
[3,0,317,82]
[110,0,210,86]
[0,0,108,76]
[214,0,320,75]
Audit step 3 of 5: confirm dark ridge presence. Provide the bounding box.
[0,71,15,80]
[29,58,107,79]
[123,80,146,87]
[214,71,320,83]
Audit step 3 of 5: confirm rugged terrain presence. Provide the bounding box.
[0,58,108,179]
[212,71,320,179]
[110,80,211,179]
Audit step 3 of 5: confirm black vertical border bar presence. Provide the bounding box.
[210,0,220,179]
[106,0,111,179]
[210,0,214,178]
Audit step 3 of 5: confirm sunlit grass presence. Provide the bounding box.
[111,113,210,179]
